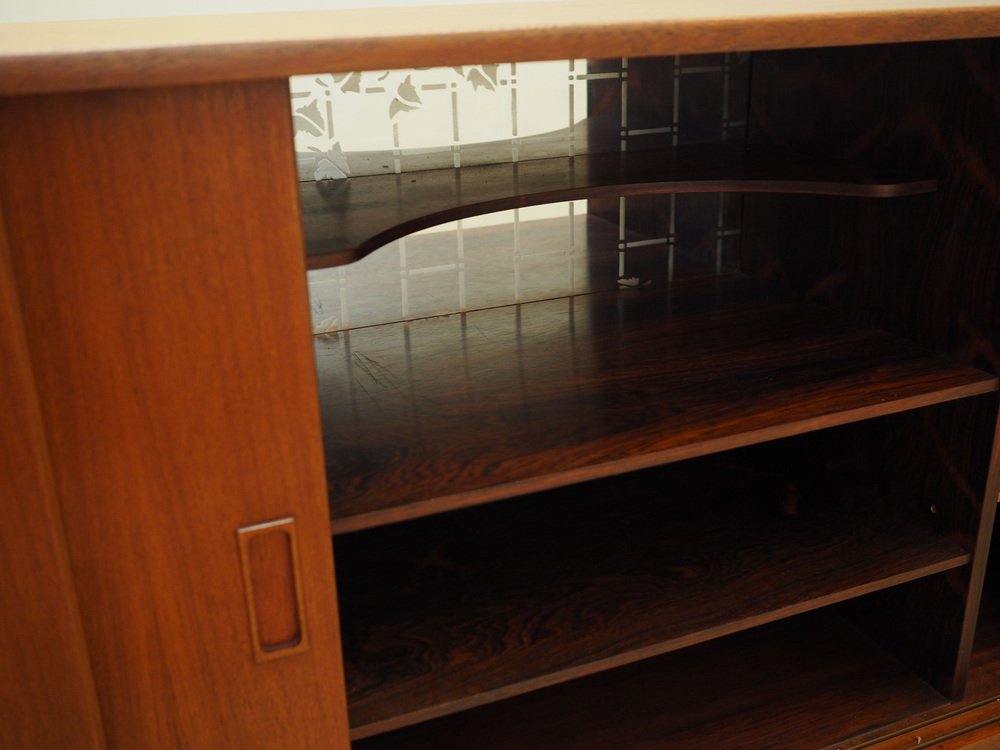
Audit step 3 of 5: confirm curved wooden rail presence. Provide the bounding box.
[301,144,937,269]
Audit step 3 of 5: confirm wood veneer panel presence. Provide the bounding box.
[826,589,1000,747]
[319,272,996,533]
[845,401,1000,698]
[352,597,1000,750]
[743,40,1000,363]
[0,82,350,749]
[743,38,1000,702]
[302,145,936,269]
[0,206,105,748]
[354,611,947,750]
[3,1,1000,95]
[337,458,970,737]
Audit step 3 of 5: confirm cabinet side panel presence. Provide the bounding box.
[838,399,1000,697]
[0,201,106,749]
[0,82,350,749]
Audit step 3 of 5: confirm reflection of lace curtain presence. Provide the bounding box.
[290,61,587,180]
[301,55,750,334]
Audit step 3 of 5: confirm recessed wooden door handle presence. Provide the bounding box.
[237,518,309,662]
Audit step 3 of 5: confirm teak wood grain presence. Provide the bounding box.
[0,200,106,749]
[355,611,948,750]
[3,1,1000,95]
[318,272,996,533]
[0,82,350,750]
[302,145,937,269]
[336,457,970,737]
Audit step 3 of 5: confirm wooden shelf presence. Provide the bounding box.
[352,612,953,750]
[317,272,996,534]
[335,458,969,737]
[353,599,1000,749]
[348,609,949,748]
[301,145,937,269]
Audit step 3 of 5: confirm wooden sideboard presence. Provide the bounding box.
[4,3,1000,748]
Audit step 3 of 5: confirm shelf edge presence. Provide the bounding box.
[347,551,970,740]
[303,151,938,270]
[329,377,997,535]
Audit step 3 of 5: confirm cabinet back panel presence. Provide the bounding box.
[744,37,1000,697]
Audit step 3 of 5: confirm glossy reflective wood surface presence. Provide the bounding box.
[302,145,937,269]
[743,37,1000,701]
[350,597,1000,750]
[354,611,948,750]
[337,451,970,737]
[319,271,995,533]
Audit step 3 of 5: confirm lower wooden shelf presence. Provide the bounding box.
[854,594,1000,750]
[352,609,949,750]
[335,448,971,739]
[342,581,1000,750]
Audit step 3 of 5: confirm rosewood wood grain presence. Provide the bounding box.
[743,40,1000,363]
[842,605,1000,749]
[355,594,1000,750]
[0,203,106,748]
[822,400,999,697]
[3,2,1000,96]
[319,272,996,533]
[0,82,350,750]
[354,612,947,750]
[887,400,1000,697]
[744,38,1000,702]
[302,145,936,269]
[336,455,969,737]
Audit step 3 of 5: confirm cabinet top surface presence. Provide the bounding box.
[1,0,999,96]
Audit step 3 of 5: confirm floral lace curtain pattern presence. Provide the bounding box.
[290,62,586,181]
[292,56,748,333]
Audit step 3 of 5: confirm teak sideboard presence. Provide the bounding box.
[5,2,1000,749]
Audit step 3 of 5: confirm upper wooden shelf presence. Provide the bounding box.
[317,271,996,534]
[302,145,937,269]
[3,1,1000,95]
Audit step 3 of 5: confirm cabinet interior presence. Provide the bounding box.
[305,38,1000,748]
